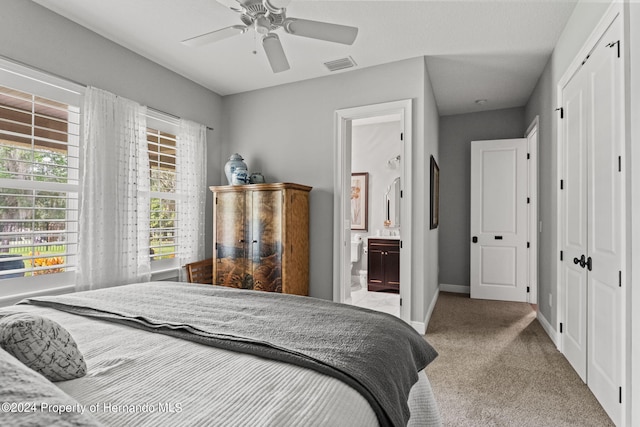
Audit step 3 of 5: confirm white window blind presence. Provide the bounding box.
[146,111,180,274]
[0,58,83,298]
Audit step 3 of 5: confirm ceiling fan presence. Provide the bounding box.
[181,0,358,73]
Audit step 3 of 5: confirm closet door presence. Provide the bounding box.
[585,16,623,423]
[560,15,623,425]
[560,65,588,381]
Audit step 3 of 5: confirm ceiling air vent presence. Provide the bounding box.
[324,56,357,72]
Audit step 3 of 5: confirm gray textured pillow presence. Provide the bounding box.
[0,347,101,426]
[0,313,86,382]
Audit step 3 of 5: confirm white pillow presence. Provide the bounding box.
[0,313,86,382]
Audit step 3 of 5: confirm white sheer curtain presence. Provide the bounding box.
[77,87,150,291]
[176,119,207,278]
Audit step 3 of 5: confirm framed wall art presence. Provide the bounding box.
[430,156,440,229]
[351,172,368,230]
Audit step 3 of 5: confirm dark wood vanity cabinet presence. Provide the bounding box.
[367,238,400,293]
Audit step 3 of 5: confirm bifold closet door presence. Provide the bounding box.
[585,15,623,423]
[560,63,588,382]
[560,15,623,425]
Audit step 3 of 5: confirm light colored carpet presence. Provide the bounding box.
[425,292,614,427]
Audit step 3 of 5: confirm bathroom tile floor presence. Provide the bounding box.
[350,287,400,318]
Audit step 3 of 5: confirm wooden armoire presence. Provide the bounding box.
[210,183,311,295]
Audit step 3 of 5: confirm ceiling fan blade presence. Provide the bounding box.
[181,25,247,47]
[263,0,291,13]
[216,0,244,12]
[283,18,358,45]
[262,34,290,73]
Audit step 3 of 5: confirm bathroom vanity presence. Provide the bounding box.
[367,238,400,293]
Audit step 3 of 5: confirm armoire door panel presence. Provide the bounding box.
[250,190,283,292]
[213,192,250,288]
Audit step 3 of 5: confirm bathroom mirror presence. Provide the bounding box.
[384,177,401,227]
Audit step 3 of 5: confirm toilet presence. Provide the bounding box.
[350,235,363,289]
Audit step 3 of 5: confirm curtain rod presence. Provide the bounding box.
[1,54,214,131]
[147,107,214,131]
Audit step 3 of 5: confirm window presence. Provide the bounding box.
[146,112,180,275]
[0,59,83,299]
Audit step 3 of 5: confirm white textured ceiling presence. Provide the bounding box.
[32,0,578,115]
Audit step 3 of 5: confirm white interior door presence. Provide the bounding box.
[559,15,623,425]
[585,16,623,424]
[470,138,528,302]
[561,65,588,381]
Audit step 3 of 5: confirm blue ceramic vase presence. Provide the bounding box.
[224,153,248,184]
[231,167,249,185]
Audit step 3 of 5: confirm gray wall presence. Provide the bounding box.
[351,120,403,274]
[438,108,525,288]
[524,0,612,328]
[422,57,440,323]
[352,120,403,239]
[0,0,225,260]
[221,57,440,324]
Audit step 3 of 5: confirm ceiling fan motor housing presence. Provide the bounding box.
[240,0,286,33]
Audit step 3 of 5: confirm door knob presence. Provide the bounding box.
[472,236,478,243]
[573,254,587,268]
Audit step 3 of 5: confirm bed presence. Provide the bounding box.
[0,281,441,426]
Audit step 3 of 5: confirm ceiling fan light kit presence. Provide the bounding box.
[263,33,290,73]
[182,0,359,73]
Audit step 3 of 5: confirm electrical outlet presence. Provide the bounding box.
[549,293,553,307]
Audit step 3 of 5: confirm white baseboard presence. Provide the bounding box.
[411,321,425,335]
[425,287,439,329]
[439,283,470,294]
[536,310,559,348]
[411,287,440,335]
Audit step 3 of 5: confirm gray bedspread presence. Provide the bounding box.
[23,281,438,427]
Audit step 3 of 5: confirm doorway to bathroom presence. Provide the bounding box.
[333,100,412,323]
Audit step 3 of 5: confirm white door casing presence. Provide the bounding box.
[333,99,413,324]
[470,138,528,302]
[526,117,539,305]
[558,10,624,425]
